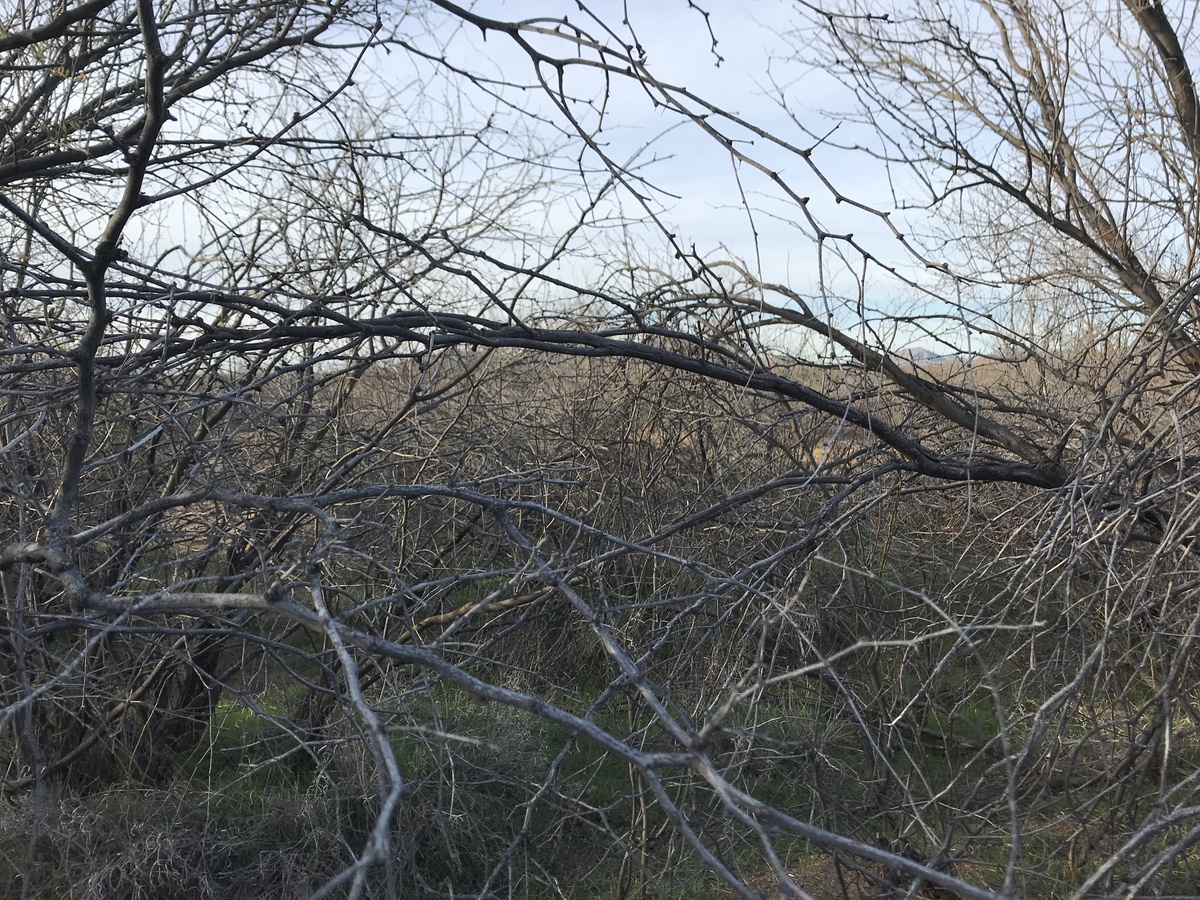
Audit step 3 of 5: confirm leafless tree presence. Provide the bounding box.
[3,0,1200,898]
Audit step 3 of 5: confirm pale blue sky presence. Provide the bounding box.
[396,0,927,296]
[125,0,949,351]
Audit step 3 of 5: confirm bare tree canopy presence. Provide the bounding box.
[3,0,1200,898]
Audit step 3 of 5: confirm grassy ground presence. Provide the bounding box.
[8,539,1200,899]
[6,677,1200,899]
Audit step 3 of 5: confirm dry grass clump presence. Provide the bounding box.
[0,782,361,900]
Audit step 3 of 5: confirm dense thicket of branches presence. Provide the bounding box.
[3,1,1200,898]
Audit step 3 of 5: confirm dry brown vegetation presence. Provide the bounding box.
[5,1,1200,898]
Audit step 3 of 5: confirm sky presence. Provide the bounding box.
[383,0,926,300]
[117,0,952,354]
[80,0,1200,360]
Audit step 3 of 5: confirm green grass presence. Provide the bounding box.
[11,565,1200,899]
